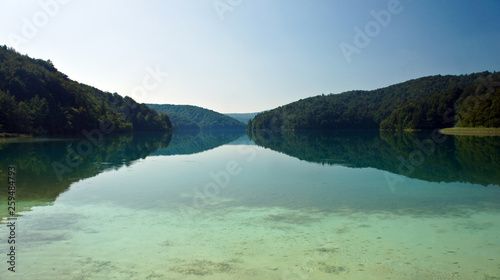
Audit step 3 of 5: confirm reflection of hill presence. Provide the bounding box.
[152,130,245,156]
[454,136,500,184]
[0,130,246,221]
[381,132,500,186]
[0,132,171,220]
[249,130,500,186]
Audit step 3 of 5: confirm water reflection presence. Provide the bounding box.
[0,130,245,220]
[153,129,245,156]
[248,130,500,186]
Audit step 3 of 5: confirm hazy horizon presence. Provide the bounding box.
[1,0,499,113]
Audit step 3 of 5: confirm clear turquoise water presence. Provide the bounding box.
[1,131,499,279]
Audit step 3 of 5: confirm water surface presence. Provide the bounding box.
[1,130,499,279]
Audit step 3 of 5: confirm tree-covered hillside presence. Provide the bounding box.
[0,46,171,135]
[165,112,200,130]
[147,104,245,130]
[381,72,500,130]
[248,72,499,131]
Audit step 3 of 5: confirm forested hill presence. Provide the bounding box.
[0,46,172,135]
[147,104,245,130]
[224,112,260,124]
[248,72,499,131]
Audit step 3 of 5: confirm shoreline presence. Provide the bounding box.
[439,127,500,136]
[0,133,32,138]
[0,133,32,144]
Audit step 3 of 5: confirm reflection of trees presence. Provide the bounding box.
[153,129,245,156]
[381,132,500,186]
[250,130,389,167]
[0,132,171,219]
[380,132,464,184]
[249,130,500,186]
[454,136,500,185]
[0,130,246,220]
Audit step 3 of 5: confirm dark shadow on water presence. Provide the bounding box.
[248,130,500,186]
[238,130,500,216]
[1,129,499,219]
[153,129,245,156]
[0,130,245,221]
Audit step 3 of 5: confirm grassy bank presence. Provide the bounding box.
[439,127,500,136]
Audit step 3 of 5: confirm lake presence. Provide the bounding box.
[1,130,499,279]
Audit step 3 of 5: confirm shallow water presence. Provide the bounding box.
[1,131,499,279]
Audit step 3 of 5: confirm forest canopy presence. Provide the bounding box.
[0,46,171,135]
[248,72,500,131]
[147,104,245,130]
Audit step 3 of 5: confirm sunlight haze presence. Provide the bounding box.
[1,0,499,113]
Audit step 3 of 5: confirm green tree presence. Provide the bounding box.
[0,46,172,135]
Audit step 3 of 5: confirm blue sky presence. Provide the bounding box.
[1,0,499,113]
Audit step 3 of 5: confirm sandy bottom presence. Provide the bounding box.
[1,200,500,280]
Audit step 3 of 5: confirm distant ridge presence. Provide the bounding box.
[248,72,500,131]
[224,112,260,124]
[147,104,245,130]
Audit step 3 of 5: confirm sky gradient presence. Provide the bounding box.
[1,0,499,113]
